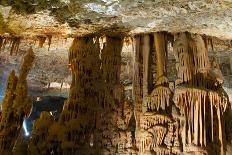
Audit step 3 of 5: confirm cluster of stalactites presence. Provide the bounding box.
[36,35,52,50]
[145,86,171,111]
[140,113,171,130]
[173,32,211,87]
[174,87,227,120]
[154,32,170,86]
[137,126,167,153]
[143,32,172,113]
[137,112,181,155]
[0,35,21,55]
[173,86,228,153]
[0,48,34,153]
[172,32,229,155]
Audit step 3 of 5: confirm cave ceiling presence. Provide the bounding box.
[0,0,232,97]
[0,0,232,38]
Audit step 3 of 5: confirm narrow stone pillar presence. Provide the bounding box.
[154,32,168,85]
[142,34,150,100]
[133,35,143,125]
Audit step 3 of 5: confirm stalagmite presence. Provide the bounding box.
[28,112,55,154]
[47,35,52,51]
[0,47,34,154]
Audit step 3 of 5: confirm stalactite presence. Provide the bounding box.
[154,32,168,85]
[37,35,46,47]
[173,32,228,155]
[0,36,21,55]
[0,36,3,51]
[1,36,8,52]
[0,47,34,154]
[142,34,150,102]
[47,35,52,51]
[10,36,21,55]
[133,35,143,127]
[136,32,182,155]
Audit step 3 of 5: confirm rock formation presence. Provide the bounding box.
[28,111,55,155]
[28,36,137,155]
[0,35,21,55]
[132,32,229,155]
[25,32,230,155]
[173,32,228,155]
[134,32,181,155]
[0,47,34,154]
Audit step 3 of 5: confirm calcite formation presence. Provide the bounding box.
[133,32,229,155]
[134,32,181,155]
[0,31,229,155]
[59,36,102,154]
[28,36,137,155]
[28,112,55,155]
[0,35,21,55]
[0,47,34,154]
[173,32,228,155]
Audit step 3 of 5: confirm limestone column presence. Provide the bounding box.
[133,35,143,126]
[142,34,150,101]
[60,37,101,154]
[154,32,168,85]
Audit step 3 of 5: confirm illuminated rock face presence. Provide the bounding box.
[173,32,228,155]
[0,48,34,154]
[28,32,229,155]
[134,32,229,155]
[28,36,136,155]
[59,37,103,154]
[28,111,55,155]
[134,33,182,155]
